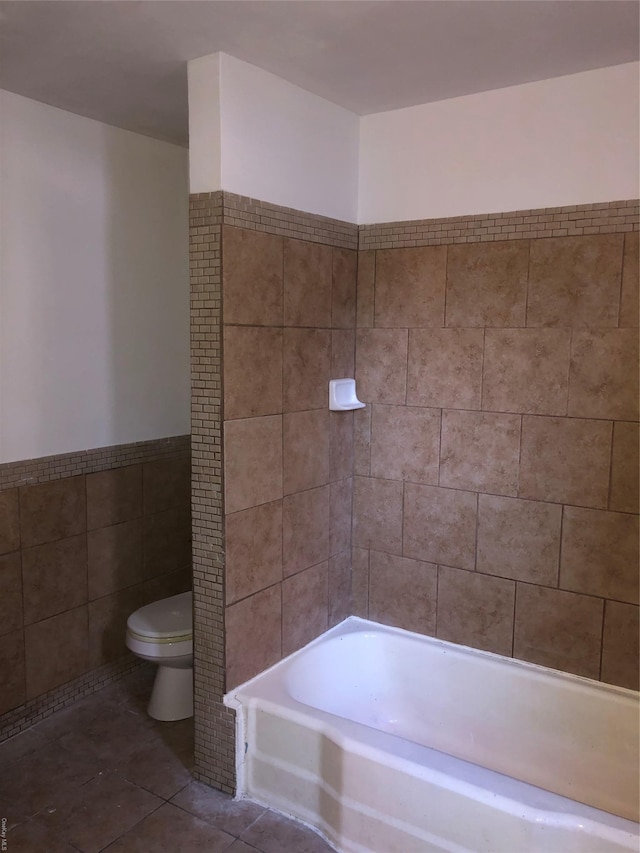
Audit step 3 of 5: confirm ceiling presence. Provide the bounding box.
[0,1,638,147]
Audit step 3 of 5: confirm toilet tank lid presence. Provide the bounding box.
[127,591,192,639]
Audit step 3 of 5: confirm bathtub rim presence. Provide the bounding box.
[226,615,639,705]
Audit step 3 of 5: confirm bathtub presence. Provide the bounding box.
[224,617,640,853]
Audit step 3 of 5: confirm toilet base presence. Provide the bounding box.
[148,665,193,721]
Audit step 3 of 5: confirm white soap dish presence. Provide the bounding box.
[329,379,366,411]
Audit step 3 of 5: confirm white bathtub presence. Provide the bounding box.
[224,617,640,853]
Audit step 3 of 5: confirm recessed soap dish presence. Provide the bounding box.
[329,379,366,411]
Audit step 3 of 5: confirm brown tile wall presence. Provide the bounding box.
[222,223,357,689]
[190,191,358,794]
[353,227,639,691]
[0,438,191,740]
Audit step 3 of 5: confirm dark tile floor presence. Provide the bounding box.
[1,668,335,852]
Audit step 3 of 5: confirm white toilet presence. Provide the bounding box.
[125,591,193,721]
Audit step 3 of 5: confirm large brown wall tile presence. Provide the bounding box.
[223,326,283,420]
[355,328,408,405]
[143,457,190,516]
[560,507,639,604]
[0,630,25,714]
[527,234,623,327]
[370,404,440,484]
[222,226,283,326]
[283,410,329,495]
[0,489,20,555]
[352,477,403,555]
[330,478,353,556]
[143,567,190,605]
[436,566,515,656]
[369,551,436,635]
[440,410,521,496]
[406,329,483,410]
[20,476,86,547]
[513,584,603,679]
[88,585,146,668]
[283,238,332,327]
[225,585,282,690]
[332,248,357,329]
[331,330,355,379]
[328,551,352,627]
[446,240,529,328]
[374,246,446,328]
[477,495,561,586]
[225,501,283,605]
[351,547,369,617]
[143,508,191,578]
[22,534,88,624]
[601,601,640,690]
[283,486,330,577]
[88,519,143,600]
[329,411,354,482]
[568,329,639,421]
[482,329,570,415]
[0,552,23,636]
[610,422,640,513]
[353,408,371,476]
[403,484,477,570]
[356,250,375,328]
[282,562,329,656]
[87,466,142,530]
[224,416,283,513]
[519,416,611,508]
[25,606,89,699]
[620,233,639,328]
[283,329,331,412]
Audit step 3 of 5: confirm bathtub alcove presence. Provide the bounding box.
[225,617,640,853]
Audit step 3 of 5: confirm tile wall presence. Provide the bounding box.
[189,191,234,793]
[189,192,358,792]
[222,223,357,689]
[0,441,191,734]
[353,230,639,689]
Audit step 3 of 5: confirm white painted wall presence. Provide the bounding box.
[0,90,190,463]
[188,53,222,196]
[358,62,640,223]
[188,53,360,222]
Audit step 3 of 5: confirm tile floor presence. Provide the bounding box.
[1,667,335,852]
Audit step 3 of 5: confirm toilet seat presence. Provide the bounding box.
[127,629,192,644]
[127,591,192,641]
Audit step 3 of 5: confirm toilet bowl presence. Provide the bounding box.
[126,591,193,721]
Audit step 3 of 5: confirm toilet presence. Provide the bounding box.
[126,591,193,721]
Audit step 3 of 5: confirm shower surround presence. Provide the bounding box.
[189,193,639,793]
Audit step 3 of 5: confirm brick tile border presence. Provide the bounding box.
[222,192,358,250]
[0,654,144,743]
[359,199,639,249]
[0,434,190,491]
[190,191,235,793]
